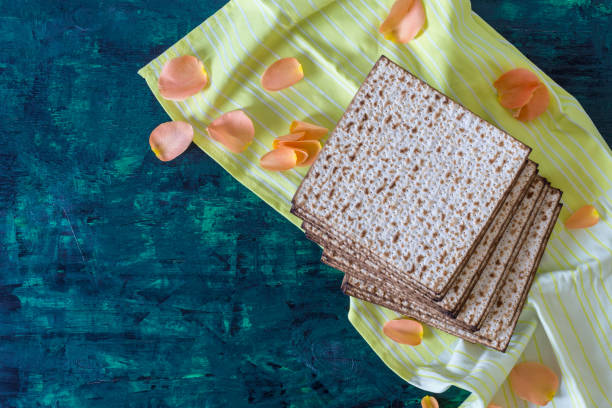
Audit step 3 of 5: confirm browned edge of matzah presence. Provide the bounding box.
[325,252,476,331]
[303,224,438,299]
[317,240,477,330]
[497,201,562,351]
[313,230,477,330]
[340,279,505,349]
[494,194,563,351]
[445,162,539,315]
[463,181,549,330]
[291,55,532,297]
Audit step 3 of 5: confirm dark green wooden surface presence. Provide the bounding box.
[0,0,609,407]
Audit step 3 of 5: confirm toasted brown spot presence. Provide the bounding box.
[456,113,465,121]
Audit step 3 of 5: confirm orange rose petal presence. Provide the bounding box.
[564,205,600,229]
[261,58,304,92]
[395,0,426,43]
[158,56,208,101]
[293,148,309,165]
[380,0,413,38]
[493,68,541,109]
[421,395,439,408]
[487,404,503,408]
[379,0,426,44]
[272,133,307,149]
[260,147,299,171]
[509,362,559,406]
[382,319,423,346]
[289,121,329,140]
[275,140,322,167]
[207,110,255,154]
[516,83,550,122]
[149,121,194,162]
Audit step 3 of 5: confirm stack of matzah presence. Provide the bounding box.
[291,56,562,352]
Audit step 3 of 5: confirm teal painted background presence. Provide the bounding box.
[0,0,610,407]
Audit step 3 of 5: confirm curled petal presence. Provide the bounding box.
[273,133,307,149]
[565,205,600,229]
[421,396,439,408]
[383,319,423,346]
[207,110,255,154]
[158,56,208,101]
[493,68,540,109]
[260,147,299,171]
[516,83,550,122]
[149,121,194,162]
[509,362,559,406]
[275,140,322,166]
[290,121,329,140]
[261,58,304,91]
[293,148,309,165]
[379,0,426,44]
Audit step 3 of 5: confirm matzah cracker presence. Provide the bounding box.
[302,175,544,318]
[438,161,537,314]
[455,176,546,329]
[339,187,561,351]
[305,161,538,312]
[292,56,530,296]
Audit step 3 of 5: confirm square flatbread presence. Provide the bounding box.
[304,161,538,312]
[339,188,562,351]
[315,176,546,333]
[292,56,530,297]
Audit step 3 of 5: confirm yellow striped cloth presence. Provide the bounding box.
[138,0,612,406]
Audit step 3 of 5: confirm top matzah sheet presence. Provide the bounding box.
[292,56,531,296]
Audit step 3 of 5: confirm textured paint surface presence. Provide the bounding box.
[0,0,610,407]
